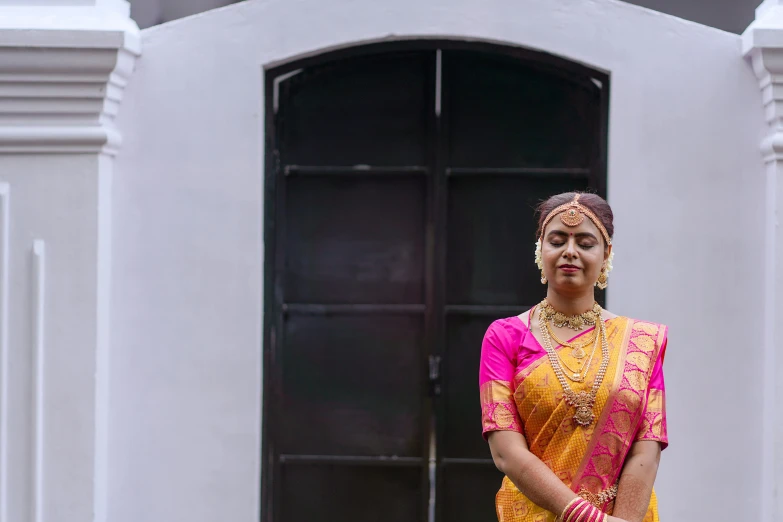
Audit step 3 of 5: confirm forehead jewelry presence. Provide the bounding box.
[539,194,611,246]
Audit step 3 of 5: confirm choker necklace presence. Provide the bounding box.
[539,299,601,331]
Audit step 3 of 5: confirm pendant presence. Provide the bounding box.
[572,372,582,381]
[571,346,586,359]
[567,391,595,426]
[573,406,595,427]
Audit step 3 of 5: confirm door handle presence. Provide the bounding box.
[428,355,442,396]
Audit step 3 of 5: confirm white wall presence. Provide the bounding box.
[128,0,759,33]
[111,0,767,521]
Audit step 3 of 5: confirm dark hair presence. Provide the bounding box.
[536,192,614,241]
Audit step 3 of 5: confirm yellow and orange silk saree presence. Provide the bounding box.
[479,316,667,522]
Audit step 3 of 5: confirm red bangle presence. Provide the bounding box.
[570,500,592,522]
[563,499,607,522]
[561,498,585,522]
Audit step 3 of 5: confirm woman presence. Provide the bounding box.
[479,192,667,522]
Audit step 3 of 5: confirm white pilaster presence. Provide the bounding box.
[0,1,138,521]
[744,4,783,522]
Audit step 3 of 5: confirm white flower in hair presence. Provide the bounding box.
[534,239,543,270]
[606,250,614,273]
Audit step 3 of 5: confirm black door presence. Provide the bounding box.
[263,42,608,522]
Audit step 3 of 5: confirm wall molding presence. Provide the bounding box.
[0,184,8,522]
[30,240,45,522]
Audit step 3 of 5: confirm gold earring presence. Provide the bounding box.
[596,269,608,290]
[541,270,548,285]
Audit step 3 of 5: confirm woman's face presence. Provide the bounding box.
[541,213,610,293]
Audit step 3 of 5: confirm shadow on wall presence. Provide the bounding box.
[130,0,244,29]
[620,0,756,34]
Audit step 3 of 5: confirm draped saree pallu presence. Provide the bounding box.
[480,316,668,522]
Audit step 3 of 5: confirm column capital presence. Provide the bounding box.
[0,1,139,155]
[744,2,783,162]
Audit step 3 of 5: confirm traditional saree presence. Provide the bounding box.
[479,315,668,522]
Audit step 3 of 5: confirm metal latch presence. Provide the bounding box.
[428,355,442,396]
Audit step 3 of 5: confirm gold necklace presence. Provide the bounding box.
[538,301,610,427]
[554,332,600,383]
[545,322,597,359]
[540,299,601,331]
[541,316,599,382]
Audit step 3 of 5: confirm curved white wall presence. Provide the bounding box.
[128,0,759,33]
[111,1,767,521]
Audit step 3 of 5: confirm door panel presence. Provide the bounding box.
[271,49,434,522]
[442,314,497,460]
[280,465,424,522]
[279,52,431,167]
[280,314,425,457]
[285,174,426,305]
[441,465,506,522]
[438,50,603,521]
[266,43,609,522]
[445,175,590,307]
[447,51,601,169]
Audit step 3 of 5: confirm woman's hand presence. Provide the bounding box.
[486,432,581,516]
[612,440,662,522]
[607,516,631,522]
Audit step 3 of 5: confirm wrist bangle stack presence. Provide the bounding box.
[558,497,608,522]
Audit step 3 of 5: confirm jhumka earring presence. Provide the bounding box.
[541,271,548,285]
[596,268,608,290]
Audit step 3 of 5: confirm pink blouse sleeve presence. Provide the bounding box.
[479,320,523,440]
[634,329,668,449]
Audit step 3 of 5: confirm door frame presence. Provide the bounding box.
[261,39,610,522]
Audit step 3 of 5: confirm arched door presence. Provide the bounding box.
[263,41,609,522]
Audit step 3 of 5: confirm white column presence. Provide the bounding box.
[744,3,783,522]
[0,1,139,521]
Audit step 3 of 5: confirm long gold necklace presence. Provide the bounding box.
[545,322,597,359]
[553,332,599,383]
[538,301,610,427]
[540,299,601,331]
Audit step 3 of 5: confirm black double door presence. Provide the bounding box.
[264,43,608,522]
